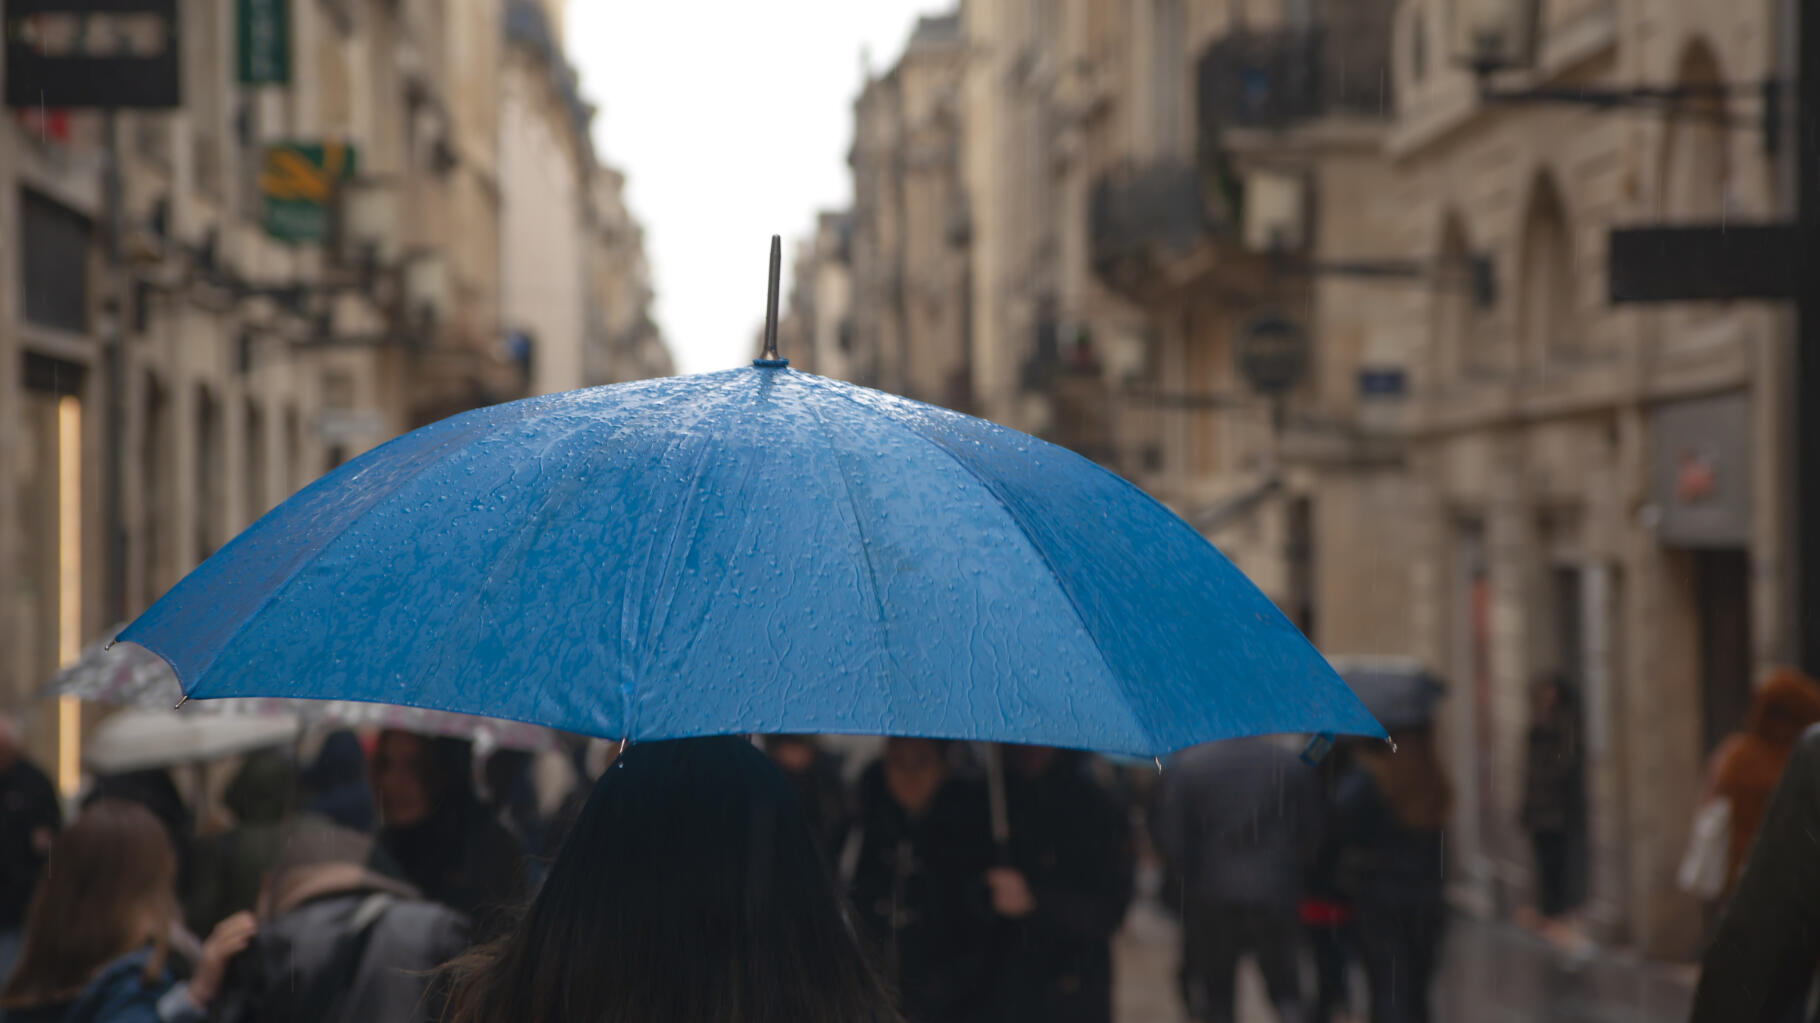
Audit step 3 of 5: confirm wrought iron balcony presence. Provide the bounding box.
[1089,159,1225,297]
[1197,21,1394,131]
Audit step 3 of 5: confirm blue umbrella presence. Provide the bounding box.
[121,263,1379,757]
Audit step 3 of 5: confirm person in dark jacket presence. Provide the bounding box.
[0,715,60,985]
[186,751,296,935]
[1519,673,1586,933]
[849,738,997,1023]
[372,731,525,933]
[1156,737,1323,1023]
[763,735,851,866]
[213,815,469,1023]
[1690,722,1820,1022]
[1331,728,1451,1023]
[300,731,374,834]
[989,746,1133,1023]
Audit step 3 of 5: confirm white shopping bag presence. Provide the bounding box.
[1676,797,1732,899]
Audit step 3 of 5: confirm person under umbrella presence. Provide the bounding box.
[1156,737,1323,1023]
[371,731,524,934]
[1331,726,1452,1023]
[441,736,902,1023]
[988,745,1134,1023]
[849,738,997,1023]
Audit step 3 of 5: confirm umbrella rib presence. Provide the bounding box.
[816,384,1152,750]
[802,396,894,686]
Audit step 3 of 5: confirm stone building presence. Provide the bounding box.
[848,13,972,409]
[1298,0,1792,958]
[587,166,674,384]
[820,0,1780,961]
[1,0,668,783]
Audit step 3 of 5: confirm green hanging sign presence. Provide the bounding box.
[260,142,357,243]
[237,0,290,85]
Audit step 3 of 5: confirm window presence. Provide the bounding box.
[1411,6,1429,83]
[142,374,171,607]
[196,386,223,559]
[244,399,267,522]
[21,189,91,332]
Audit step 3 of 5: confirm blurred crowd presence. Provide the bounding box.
[0,677,1814,1023]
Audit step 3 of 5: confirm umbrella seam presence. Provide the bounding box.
[814,380,1154,751]
[170,412,511,696]
[801,388,895,707]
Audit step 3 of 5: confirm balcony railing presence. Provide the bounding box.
[1197,22,1394,131]
[1089,159,1222,295]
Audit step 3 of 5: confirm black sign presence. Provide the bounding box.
[1609,223,1799,304]
[1236,314,1308,395]
[5,0,181,109]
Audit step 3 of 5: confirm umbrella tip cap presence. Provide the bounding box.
[752,357,790,369]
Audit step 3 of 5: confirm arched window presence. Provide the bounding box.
[1433,212,1479,379]
[1660,39,1731,222]
[1517,172,1575,369]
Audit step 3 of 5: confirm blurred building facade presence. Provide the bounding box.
[807,0,1791,960]
[0,0,668,780]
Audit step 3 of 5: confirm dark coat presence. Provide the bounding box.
[1155,738,1324,911]
[1330,762,1446,903]
[993,754,1134,1023]
[1520,705,1585,836]
[848,764,997,1023]
[186,752,296,934]
[380,800,524,934]
[218,891,468,1023]
[1691,723,1820,1023]
[0,755,60,930]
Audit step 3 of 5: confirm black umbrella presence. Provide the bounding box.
[1330,657,1446,733]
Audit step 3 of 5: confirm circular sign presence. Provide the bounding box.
[1236,313,1308,395]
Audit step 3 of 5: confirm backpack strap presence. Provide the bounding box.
[291,893,394,1023]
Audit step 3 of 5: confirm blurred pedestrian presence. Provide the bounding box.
[1518,673,1587,945]
[1332,728,1451,1023]
[0,800,255,1023]
[441,736,902,1023]
[849,738,997,1023]
[84,770,194,901]
[1156,737,1323,1023]
[211,814,469,1023]
[0,715,59,986]
[185,751,296,935]
[299,731,374,834]
[1302,742,1359,1023]
[1689,723,1820,1022]
[989,745,1133,1023]
[1700,666,1820,894]
[372,731,525,932]
[763,735,850,865]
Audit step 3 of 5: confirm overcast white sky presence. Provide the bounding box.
[566,2,953,376]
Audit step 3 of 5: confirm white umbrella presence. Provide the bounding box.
[83,708,302,773]
[50,628,559,755]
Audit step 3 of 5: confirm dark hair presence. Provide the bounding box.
[443,735,901,1023]
[0,800,178,1009]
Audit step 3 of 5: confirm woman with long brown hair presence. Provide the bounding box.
[0,800,255,1023]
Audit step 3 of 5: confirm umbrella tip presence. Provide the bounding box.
[173,694,189,711]
[755,235,789,369]
[103,639,116,652]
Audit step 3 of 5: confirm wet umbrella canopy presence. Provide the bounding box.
[121,301,1380,755]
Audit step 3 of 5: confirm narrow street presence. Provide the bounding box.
[1115,896,1697,1023]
